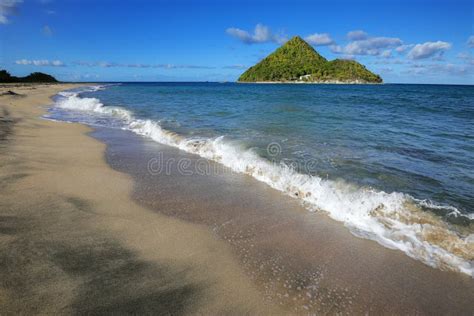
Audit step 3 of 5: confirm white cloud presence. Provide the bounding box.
[407,63,473,76]
[0,0,22,24]
[98,61,115,68]
[42,25,52,36]
[51,60,63,66]
[347,30,368,41]
[15,59,64,66]
[379,67,393,73]
[329,45,343,53]
[467,36,474,48]
[395,44,414,53]
[381,50,392,58]
[372,59,409,65]
[331,36,402,56]
[339,55,356,60]
[457,52,474,65]
[222,64,248,70]
[226,24,270,44]
[304,33,334,46]
[72,61,215,69]
[407,41,451,60]
[72,61,96,67]
[226,24,287,44]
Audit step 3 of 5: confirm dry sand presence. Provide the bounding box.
[0,84,279,314]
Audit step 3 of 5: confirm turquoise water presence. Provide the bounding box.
[48,83,474,275]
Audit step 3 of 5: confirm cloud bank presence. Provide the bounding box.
[15,59,222,69]
[74,61,216,69]
[15,59,64,66]
[407,63,473,76]
[457,52,474,65]
[347,30,368,41]
[0,0,22,24]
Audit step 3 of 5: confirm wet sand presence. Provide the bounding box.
[0,84,279,314]
[95,126,474,315]
[0,84,473,315]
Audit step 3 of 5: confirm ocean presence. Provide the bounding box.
[47,82,474,276]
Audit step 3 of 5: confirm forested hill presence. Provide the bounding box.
[0,70,58,83]
[238,36,382,83]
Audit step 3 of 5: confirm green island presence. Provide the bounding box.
[238,36,382,84]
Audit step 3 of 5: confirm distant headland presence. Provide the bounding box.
[0,70,58,83]
[238,36,382,84]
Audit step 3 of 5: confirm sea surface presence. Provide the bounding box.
[47,82,474,276]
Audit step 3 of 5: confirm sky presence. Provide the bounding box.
[0,0,473,84]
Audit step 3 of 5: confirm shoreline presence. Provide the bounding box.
[0,84,278,314]
[0,84,473,314]
[94,126,474,314]
[53,84,472,276]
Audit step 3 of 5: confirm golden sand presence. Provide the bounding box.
[0,84,280,314]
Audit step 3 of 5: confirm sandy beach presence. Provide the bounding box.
[0,84,279,314]
[0,84,473,315]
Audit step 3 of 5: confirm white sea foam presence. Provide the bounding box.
[56,88,132,121]
[53,87,474,277]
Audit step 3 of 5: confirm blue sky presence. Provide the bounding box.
[1,0,473,83]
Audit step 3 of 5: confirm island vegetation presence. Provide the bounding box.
[238,36,382,83]
[0,70,58,83]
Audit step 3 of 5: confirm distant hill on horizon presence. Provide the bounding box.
[0,70,58,83]
[238,36,382,84]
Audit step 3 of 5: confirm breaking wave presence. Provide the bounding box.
[53,86,474,277]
